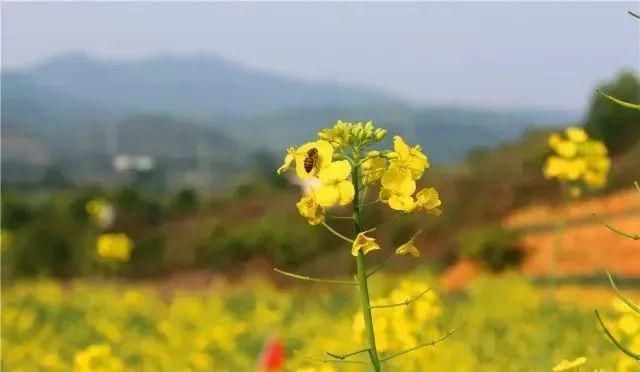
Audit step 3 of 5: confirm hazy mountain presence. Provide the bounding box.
[1,52,577,187]
[10,52,398,118]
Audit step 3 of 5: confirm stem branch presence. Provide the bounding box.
[380,326,459,362]
[593,213,640,240]
[321,221,355,243]
[370,288,431,309]
[326,348,370,360]
[273,268,357,285]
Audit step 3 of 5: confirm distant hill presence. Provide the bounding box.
[1,52,577,187]
[11,52,398,118]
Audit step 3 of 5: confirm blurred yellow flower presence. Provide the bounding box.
[97,233,133,262]
[296,194,325,225]
[315,160,355,207]
[413,187,442,215]
[552,356,586,371]
[617,314,639,335]
[389,136,429,180]
[380,167,416,211]
[565,126,588,143]
[543,126,609,191]
[1,229,14,251]
[74,344,123,372]
[395,233,421,258]
[554,140,578,158]
[85,198,115,229]
[351,232,381,256]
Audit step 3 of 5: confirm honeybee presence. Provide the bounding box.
[303,148,319,173]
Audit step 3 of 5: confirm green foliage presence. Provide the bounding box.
[169,188,200,215]
[586,71,640,154]
[458,225,524,272]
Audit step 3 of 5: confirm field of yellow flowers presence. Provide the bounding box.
[2,272,638,371]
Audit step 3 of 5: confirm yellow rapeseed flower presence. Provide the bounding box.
[97,233,133,262]
[389,136,429,180]
[296,194,325,225]
[380,167,416,211]
[351,232,381,256]
[412,187,442,215]
[314,160,355,207]
[395,233,421,258]
[277,140,334,179]
[565,126,588,143]
[552,356,587,371]
[361,156,387,185]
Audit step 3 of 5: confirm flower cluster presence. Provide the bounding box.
[543,126,610,196]
[96,233,134,262]
[85,198,116,229]
[277,121,442,259]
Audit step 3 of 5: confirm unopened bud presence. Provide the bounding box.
[375,128,387,140]
[367,150,381,158]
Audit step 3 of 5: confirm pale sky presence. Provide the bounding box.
[2,1,639,112]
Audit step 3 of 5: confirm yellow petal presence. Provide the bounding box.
[337,180,355,206]
[415,188,441,210]
[277,147,295,174]
[393,136,410,159]
[318,160,351,184]
[388,195,414,211]
[555,140,578,158]
[565,126,587,143]
[381,168,415,196]
[351,233,381,256]
[315,185,340,207]
[395,239,420,258]
[315,140,334,169]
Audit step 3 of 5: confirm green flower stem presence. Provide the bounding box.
[593,213,640,240]
[380,326,459,363]
[273,268,357,285]
[370,288,431,309]
[597,89,640,110]
[595,310,640,360]
[630,10,640,20]
[352,151,382,372]
[320,221,354,243]
[367,255,395,278]
[326,348,370,360]
[606,270,640,313]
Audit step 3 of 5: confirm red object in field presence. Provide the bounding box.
[259,336,285,371]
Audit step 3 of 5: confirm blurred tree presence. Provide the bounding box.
[170,188,199,214]
[40,165,71,189]
[586,71,640,154]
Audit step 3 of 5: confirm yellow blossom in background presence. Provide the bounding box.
[395,233,421,258]
[380,167,416,211]
[97,233,133,261]
[351,232,381,256]
[74,344,124,372]
[296,194,325,225]
[85,198,115,229]
[1,229,14,251]
[389,136,429,180]
[543,125,609,195]
[314,160,355,207]
[552,356,587,371]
